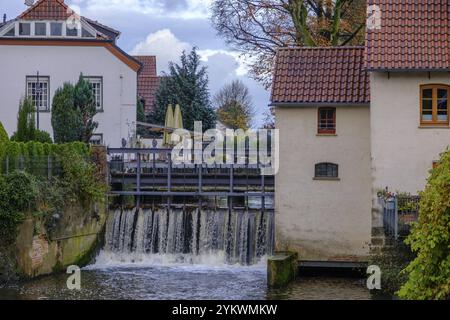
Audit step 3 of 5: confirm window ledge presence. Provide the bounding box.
[418,125,450,129]
[313,177,341,181]
[316,133,338,137]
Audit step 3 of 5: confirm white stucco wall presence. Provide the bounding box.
[0,45,137,147]
[370,72,450,194]
[275,106,372,261]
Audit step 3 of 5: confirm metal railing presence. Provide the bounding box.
[380,195,420,239]
[107,147,275,210]
[1,155,62,179]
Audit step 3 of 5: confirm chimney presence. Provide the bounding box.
[2,14,6,24]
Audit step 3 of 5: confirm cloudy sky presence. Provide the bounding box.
[0,0,270,127]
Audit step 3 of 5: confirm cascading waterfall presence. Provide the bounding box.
[103,208,275,265]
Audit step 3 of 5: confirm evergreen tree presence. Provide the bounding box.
[74,74,98,143]
[0,122,8,143]
[137,97,147,136]
[51,83,83,143]
[11,98,36,142]
[149,48,216,131]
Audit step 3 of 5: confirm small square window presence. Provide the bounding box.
[50,23,62,36]
[35,22,47,36]
[315,163,339,179]
[318,107,336,134]
[19,23,31,36]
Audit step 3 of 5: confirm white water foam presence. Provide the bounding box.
[97,208,274,267]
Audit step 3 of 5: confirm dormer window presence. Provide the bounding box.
[19,22,31,36]
[50,22,62,36]
[0,20,96,38]
[35,22,47,36]
[66,25,78,37]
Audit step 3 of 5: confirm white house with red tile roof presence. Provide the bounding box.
[0,0,142,147]
[271,1,450,262]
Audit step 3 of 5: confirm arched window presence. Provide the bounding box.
[315,163,339,179]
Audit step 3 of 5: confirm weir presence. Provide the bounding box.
[104,147,275,266]
[104,208,275,265]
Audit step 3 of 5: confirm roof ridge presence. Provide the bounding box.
[278,46,364,51]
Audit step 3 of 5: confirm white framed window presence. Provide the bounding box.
[50,22,63,36]
[86,77,103,111]
[1,20,97,38]
[19,22,31,36]
[90,134,103,146]
[26,76,50,111]
[35,22,47,36]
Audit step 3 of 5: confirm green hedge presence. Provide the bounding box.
[0,141,89,175]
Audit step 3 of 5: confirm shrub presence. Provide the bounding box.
[398,150,450,300]
[54,145,107,205]
[34,130,53,143]
[0,172,38,243]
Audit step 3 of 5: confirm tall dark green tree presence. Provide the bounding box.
[11,98,36,142]
[136,97,147,136]
[0,122,8,143]
[149,48,216,131]
[74,74,98,143]
[51,83,83,143]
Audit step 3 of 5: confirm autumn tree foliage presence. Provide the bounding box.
[211,0,366,87]
[214,80,254,130]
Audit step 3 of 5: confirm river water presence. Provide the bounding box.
[0,209,373,300]
[0,253,372,300]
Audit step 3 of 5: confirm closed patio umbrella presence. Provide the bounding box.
[173,104,184,130]
[164,104,174,146]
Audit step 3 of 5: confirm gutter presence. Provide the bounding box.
[270,102,370,107]
[0,37,142,73]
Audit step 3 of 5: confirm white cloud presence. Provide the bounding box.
[130,29,191,73]
[74,0,212,20]
[198,49,250,77]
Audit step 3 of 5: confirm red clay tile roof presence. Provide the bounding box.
[134,56,160,113]
[365,0,450,70]
[134,56,157,77]
[19,0,72,21]
[271,47,370,105]
[17,0,118,41]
